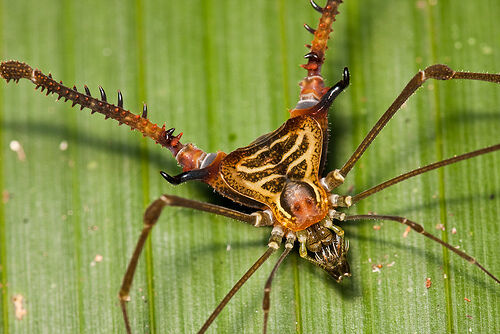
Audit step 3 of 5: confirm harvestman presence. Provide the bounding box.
[1,0,499,333]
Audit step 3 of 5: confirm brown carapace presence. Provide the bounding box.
[1,0,500,333]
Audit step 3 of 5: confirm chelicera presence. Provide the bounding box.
[1,0,499,333]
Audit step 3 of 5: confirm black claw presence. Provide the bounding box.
[48,73,53,79]
[73,85,78,92]
[117,90,123,108]
[160,169,209,185]
[99,86,107,102]
[304,23,316,34]
[310,0,323,13]
[165,127,175,138]
[160,171,178,184]
[142,103,148,118]
[84,85,91,96]
[314,67,350,112]
[342,67,350,86]
[304,52,321,62]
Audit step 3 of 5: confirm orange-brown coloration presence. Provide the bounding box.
[296,76,329,103]
[0,61,208,173]
[176,143,206,171]
[302,0,341,77]
[280,181,328,231]
[218,115,328,231]
[299,0,342,103]
[4,3,499,333]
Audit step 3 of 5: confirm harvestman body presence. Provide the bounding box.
[1,0,499,333]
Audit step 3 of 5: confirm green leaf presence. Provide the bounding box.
[1,0,499,333]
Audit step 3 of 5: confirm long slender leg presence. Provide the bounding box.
[197,226,287,334]
[351,143,500,203]
[198,247,277,334]
[118,194,273,334]
[345,214,500,284]
[324,64,500,190]
[262,244,293,334]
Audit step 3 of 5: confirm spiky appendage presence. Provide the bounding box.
[0,60,209,172]
[295,0,343,105]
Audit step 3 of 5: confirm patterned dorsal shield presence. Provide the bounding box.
[220,115,329,231]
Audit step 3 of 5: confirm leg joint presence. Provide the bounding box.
[424,64,455,80]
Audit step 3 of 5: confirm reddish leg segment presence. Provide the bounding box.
[0,60,210,172]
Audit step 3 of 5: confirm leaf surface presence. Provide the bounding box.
[0,0,499,333]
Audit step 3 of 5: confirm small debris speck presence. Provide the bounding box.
[226,244,231,251]
[2,190,10,204]
[481,45,493,55]
[451,227,457,234]
[90,254,103,266]
[464,297,471,302]
[403,226,411,238]
[12,294,27,320]
[425,277,432,289]
[416,0,426,9]
[435,223,445,231]
[9,140,26,161]
[87,161,98,170]
[59,140,68,151]
[373,225,381,231]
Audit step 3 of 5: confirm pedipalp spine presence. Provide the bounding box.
[0,60,210,173]
[296,0,343,105]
